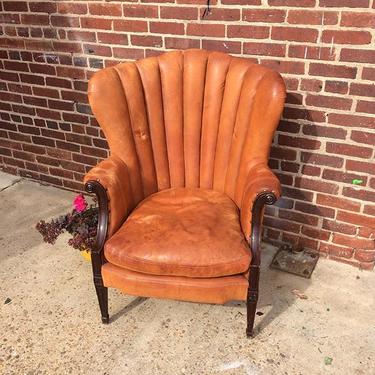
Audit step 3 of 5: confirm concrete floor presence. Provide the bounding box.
[0,171,374,375]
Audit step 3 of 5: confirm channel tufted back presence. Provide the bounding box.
[88,49,286,211]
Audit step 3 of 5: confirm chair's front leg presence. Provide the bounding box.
[247,192,277,337]
[85,180,110,324]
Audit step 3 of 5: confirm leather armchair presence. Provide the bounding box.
[84,49,285,337]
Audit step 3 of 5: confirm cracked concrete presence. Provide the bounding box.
[0,173,374,375]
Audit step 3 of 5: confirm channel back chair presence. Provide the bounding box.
[84,49,286,337]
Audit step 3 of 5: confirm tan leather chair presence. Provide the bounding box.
[84,49,286,337]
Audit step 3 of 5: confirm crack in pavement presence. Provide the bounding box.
[0,177,23,192]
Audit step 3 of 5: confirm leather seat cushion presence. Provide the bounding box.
[104,188,251,278]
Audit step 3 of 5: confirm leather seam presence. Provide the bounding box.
[105,252,251,270]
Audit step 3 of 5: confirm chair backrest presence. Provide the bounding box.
[88,49,286,208]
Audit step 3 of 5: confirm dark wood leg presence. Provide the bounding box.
[85,181,110,325]
[247,192,277,337]
[95,284,109,324]
[246,265,260,337]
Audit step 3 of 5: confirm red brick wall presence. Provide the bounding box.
[0,1,374,269]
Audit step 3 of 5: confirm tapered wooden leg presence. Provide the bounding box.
[95,285,109,324]
[246,288,258,337]
[246,265,260,337]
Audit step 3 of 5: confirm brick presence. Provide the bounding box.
[302,226,330,241]
[341,48,375,64]
[177,0,217,4]
[283,106,326,123]
[20,73,45,86]
[97,32,129,45]
[270,146,297,161]
[131,35,162,47]
[322,30,372,45]
[36,108,61,121]
[80,18,112,30]
[323,219,356,235]
[325,81,348,95]
[187,24,225,37]
[302,124,346,139]
[362,67,375,81]
[309,63,356,79]
[263,216,301,233]
[328,113,375,129]
[3,1,28,12]
[278,135,320,150]
[0,15,21,25]
[57,3,88,15]
[52,41,82,53]
[341,12,375,28]
[222,0,260,3]
[334,234,374,250]
[346,160,375,175]
[364,205,375,217]
[288,45,335,61]
[228,25,269,39]
[243,9,285,23]
[326,142,373,159]
[123,4,158,18]
[113,20,148,32]
[46,77,71,89]
[202,40,241,54]
[165,37,200,50]
[350,83,375,98]
[306,94,352,110]
[278,120,300,133]
[322,169,367,185]
[84,43,112,57]
[320,0,370,8]
[343,187,375,203]
[337,211,375,228]
[201,8,240,21]
[269,0,316,6]
[8,83,32,95]
[150,22,185,35]
[0,71,19,82]
[295,201,335,218]
[67,30,96,43]
[272,27,318,43]
[351,130,375,146]
[3,61,29,72]
[113,47,144,60]
[29,63,56,76]
[321,243,354,259]
[354,250,375,263]
[21,14,49,25]
[301,164,321,176]
[358,227,375,239]
[288,10,338,25]
[295,177,339,194]
[286,92,303,105]
[24,96,47,108]
[63,113,89,125]
[279,209,319,226]
[262,60,305,75]
[89,3,122,16]
[29,2,57,13]
[284,233,319,251]
[51,15,79,28]
[356,100,374,115]
[160,6,198,20]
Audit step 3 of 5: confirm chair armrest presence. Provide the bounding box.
[240,164,281,253]
[84,155,133,244]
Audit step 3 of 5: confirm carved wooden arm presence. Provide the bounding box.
[84,155,132,289]
[240,164,281,265]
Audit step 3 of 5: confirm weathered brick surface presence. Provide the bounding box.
[0,0,374,269]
